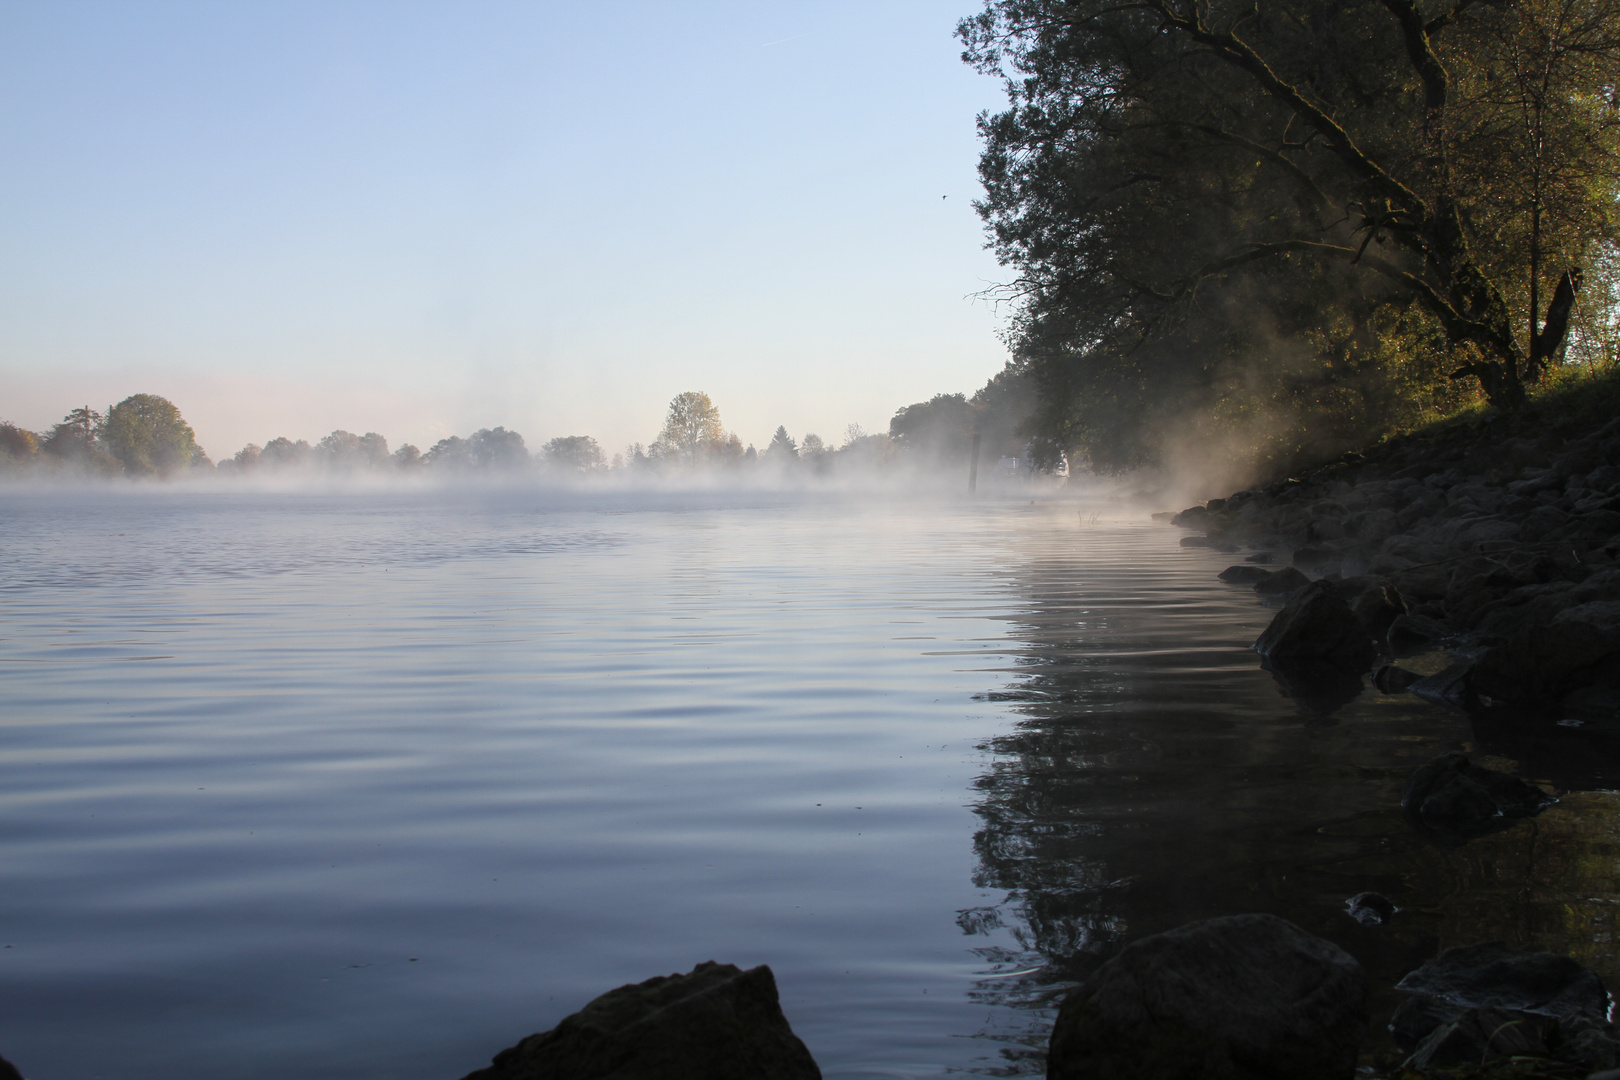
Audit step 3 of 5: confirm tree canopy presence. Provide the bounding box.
[102,394,206,475]
[962,0,1620,471]
[544,435,606,473]
[655,392,725,465]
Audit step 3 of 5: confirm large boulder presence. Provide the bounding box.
[1253,581,1378,671]
[1047,913,1368,1080]
[1471,600,1620,709]
[460,961,821,1080]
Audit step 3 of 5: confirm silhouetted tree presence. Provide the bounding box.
[467,427,529,469]
[890,394,974,463]
[961,0,1620,466]
[260,437,312,468]
[39,407,118,474]
[544,435,606,473]
[766,426,798,460]
[422,436,469,469]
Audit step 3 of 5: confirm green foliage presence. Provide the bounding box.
[961,0,1620,473]
[0,422,39,465]
[102,394,204,476]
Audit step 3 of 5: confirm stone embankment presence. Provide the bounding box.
[1169,410,1620,715]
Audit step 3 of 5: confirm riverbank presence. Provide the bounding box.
[1166,370,1620,717]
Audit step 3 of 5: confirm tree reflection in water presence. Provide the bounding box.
[956,520,1620,1075]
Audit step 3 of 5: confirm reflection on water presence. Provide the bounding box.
[4,493,1620,1078]
[963,512,1620,1073]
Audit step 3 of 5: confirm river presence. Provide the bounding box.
[3,487,1618,1078]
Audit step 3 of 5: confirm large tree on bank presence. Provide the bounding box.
[102,394,206,476]
[962,0,1620,469]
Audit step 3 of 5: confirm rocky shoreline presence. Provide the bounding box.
[1164,405,1620,718]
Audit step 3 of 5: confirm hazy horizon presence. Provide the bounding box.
[0,1,1013,457]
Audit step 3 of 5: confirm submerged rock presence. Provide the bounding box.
[1400,752,1556,840]
[1344,892,1397,927]
[1047,913,1367,1080]
[460,961,821,1080]
[1219,565,1274,585]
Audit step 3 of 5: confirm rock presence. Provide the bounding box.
[1472,600,1620,708]
[1253,581,1378,671]
[1172,505,1211,527]
[1046,913,1367,1080]
[1254,566,1311,599]
[1373,665,1421,694]
[1388,994,1464,1049]
[1333,576,1409,639]
[1402,1005,1554,1070]
[1406,661,1478,711]
[1392,942,1620,1070]
[1182,534,1237,550]
[1345,892,1397,927]
[460,961,821,1080]
[1395,942,1607,1021]
[1386,612,1445,652]
[1293,546,1341,572]
[1400,753,1556,839]
[0,1054,19,1080]
[1245,551,1277,564]
[1219,565,1274,584]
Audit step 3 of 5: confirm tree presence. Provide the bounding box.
[656,392,724,465]
[544,435,606,473]
[961,0,1620,468]
[39,406,118,474]
[467,427,529,469]
[422,436,469,469]
[766,426,799,459]
[260,436,312,468]
[890,394,975,462]
[102,394,205,476]
[0,422,38,465]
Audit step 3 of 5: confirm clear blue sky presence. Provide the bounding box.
[0,1,1013,459]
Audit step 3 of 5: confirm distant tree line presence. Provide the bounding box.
[0,394,209,477]
[2,373,1058,486]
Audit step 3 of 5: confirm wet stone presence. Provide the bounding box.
[1254,566,1312,599]
[1253,580,1378,672]
[460,961,821,1080]
[1047,913,1367,1080]
[1400,753,1556,840]
[1345,891,1397,927]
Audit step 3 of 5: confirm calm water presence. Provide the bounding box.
[4,488,1620,1079]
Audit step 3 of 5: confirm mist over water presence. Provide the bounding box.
[4,489,1619,1078]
